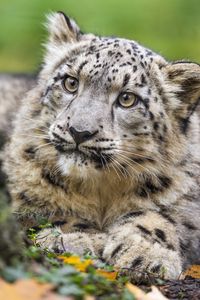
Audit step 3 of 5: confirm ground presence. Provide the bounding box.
[0,195,199,300]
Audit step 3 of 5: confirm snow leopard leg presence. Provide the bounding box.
[102,210,182,281]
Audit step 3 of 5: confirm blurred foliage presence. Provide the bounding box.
[0,0,200,72]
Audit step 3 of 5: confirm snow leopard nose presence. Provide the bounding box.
[69,126,98,145]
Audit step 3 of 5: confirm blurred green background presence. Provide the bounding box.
[0,0,200,73]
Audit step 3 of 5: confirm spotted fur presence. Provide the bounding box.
[2,12,200,281]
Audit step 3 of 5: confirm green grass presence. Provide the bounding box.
[0,0,200,72]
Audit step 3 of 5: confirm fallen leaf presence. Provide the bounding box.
[126,282,146,300]
[96,269,118,281]
[146,286,168,300]
[180,265,200,280]
[0,279,22,300]
[58,255,93,272]
[84,296,96,300]
[44,295,73,300]
[126,283,168,300]
[0,278,52,300]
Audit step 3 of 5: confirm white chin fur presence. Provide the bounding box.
[58,154,94,179]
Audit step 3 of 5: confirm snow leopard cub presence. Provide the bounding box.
[3,12,200,281]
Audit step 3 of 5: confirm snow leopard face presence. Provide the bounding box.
[36,12,200,178]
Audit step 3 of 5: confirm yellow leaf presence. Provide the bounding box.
[96,269,118,281]
[180,264,200,279]
[58,255,81,265]
[58,255,93,272]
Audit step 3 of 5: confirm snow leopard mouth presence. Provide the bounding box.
[54,143,112,168]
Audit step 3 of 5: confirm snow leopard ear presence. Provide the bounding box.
[164,62,200,133]
[46,11,81,46]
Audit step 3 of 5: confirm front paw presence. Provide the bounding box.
[102,234,182,282]
[35,227,64,252]
[35,228,105,256]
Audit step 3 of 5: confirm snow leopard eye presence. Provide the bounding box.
[117,92,138,108]
[62,75,79,93]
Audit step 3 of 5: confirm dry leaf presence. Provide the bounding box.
[0,279,22,300]
[180,265,200,280]
[146,286,168,300]
[126,283,168,300]
[58,255,93,272]
[126,282,147,300]
[0,278,53,300]
[84,296,96,300]
[0,278,71,300]
[96,269,118,280]
[44,295,73,300]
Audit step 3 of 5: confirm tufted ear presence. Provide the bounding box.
[164,62,200,133]
[46,11,81,46]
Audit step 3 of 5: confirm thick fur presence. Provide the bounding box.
[2,12,200,281]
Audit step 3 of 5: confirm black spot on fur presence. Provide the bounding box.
[110,243,123,258]
[73,223,92,230]
[135,187,148,198]
[179,239,189,257]
[130,256,143,268]
[182,222,197,230]
[18,191,32,203]
[145,179,162,193]
[53,220,67,226]
[178,117,190,134]
[136,175,172,198]
[149,111,155,120]
[121,211,144,219]
[133,65,137,72]
[151,264,161,273]
[137,225,151,235]
[155,229,166,242]
[167,243,175,251]
[159,175,172,189]
[30,109,41,118]
[0,130,7,150]
[159,210,176,224]
[41,169,67,191]
[140,61,145,68]
[178,96,200,134]
[24,147,36,160]
[141,74,147,85]
[131,158,145,164]
[153,122,159,131]
[77,60,88,75]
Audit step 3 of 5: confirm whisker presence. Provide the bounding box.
[21,117,50,129]
[107,155,122,180]
[34,142,53,151]
[113,147,168,166]
[115,151,155,178]
[18,133,49,139]
[114,148,155,161]
[112,157,129,179]
[110,156,127,180]
[100,153,109,172]
[114,154,138,178]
